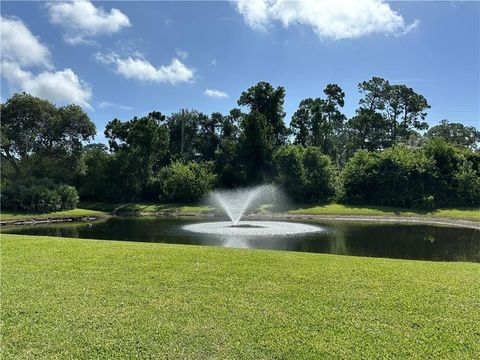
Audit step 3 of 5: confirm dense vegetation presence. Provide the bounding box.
[1,77,479,211]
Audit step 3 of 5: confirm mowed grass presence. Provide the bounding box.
[80,201,213,215]
[289,204,480,221]
[0,208,106,221]
[1,234,479,359]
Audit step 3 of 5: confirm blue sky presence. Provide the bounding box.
[1,1,478,142]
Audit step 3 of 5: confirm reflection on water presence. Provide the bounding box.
[3,217,480,262]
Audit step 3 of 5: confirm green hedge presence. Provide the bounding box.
[1,178,79,213]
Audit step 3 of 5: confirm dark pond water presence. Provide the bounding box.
[4,217,480,262]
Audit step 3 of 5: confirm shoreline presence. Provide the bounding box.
[0,215,108,227]
[2,211,480,230]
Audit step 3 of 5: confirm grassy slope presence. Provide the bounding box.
[2,234,479,359]
[80,201,213,214]
[0,208,106,221]
[288,204,480,221]
[82,201,480,221]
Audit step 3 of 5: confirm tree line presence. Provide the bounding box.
[1,77,479,211]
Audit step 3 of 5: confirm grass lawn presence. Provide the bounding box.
[0,208,106,222]
[1,234,479,359]
[80,201,213,215]
[289,204,480,221]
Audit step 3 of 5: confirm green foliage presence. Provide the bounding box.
[238,81,287,145]
[1,178,78,212]
[354,77,430,148]
[423,138,480,206]
[274,145,336,203]
[342,141,480,208]
[0,93,95,183]
[342,146,435,208]
[238,111,275,183]
[157,161,217,202]
[104,112,169,199]
[290,84,346,161]
[426,119,480,149]
[166,109,210,161]
[77,144,111,199]
[453,161,480,206]
[3,82,479,210]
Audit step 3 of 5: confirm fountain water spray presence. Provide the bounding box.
[184,185,322,236]
[209,185,278,225]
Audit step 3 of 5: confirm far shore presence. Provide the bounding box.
[2,203,479,229]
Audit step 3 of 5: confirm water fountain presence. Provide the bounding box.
[183,185,321,236]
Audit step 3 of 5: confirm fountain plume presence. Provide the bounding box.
[209,185,278,225]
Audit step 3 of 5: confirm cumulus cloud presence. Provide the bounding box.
[235,0,418,40]
[0,16,52,68]
[96,52,195,84]
[46,0,131,45]
[204,89,229,98]
[1,61,92,109]
[0,16,92,108]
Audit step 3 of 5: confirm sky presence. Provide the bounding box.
[1,0,479,143]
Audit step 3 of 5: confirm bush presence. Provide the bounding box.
[422,138,480,207]
[1,178,79,212]
[157,161,217,202]
[341,146,435,208]
[274,145,336,203]
[453,161,480,206]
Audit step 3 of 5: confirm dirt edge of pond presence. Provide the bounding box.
[0,215,109,227]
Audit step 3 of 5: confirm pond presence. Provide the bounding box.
[4,217,480,262]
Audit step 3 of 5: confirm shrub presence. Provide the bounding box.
[453,161,480,206]
[157,161,217,202]
[341,146,435,208]
[422,138,480,207]
[1,178,79,212]
[274,145,336,203]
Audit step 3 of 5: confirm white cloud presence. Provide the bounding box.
[175,49,188,60]
[1,61,92,109]
[46,0,131,45]
[204,89,229,98]
[0,16,92,109]
[235,0,418,40]
[98,101,133,110]
[0,16,52,68]
[96,52,195,85]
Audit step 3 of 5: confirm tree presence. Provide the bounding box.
[341,146,435,208]
[347,108,389,151]
[197,112,221,161]
[166,109,209,161]
[290,84,346,160]
[104,112,169,198]
[214,109,245,187]
[426,119,480,149]
[274,145,336,203]
[157,161,217,202]
[238,111,275,184]
[273,145,306,201]
[290,98,323,147]
[238,81,287,145]
[356,77,430,147]
[0,93,95,182]
[77,144,112,199]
